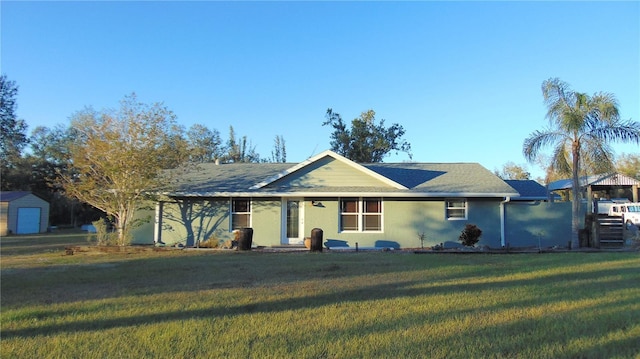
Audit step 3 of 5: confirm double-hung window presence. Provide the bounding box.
[231,198,251,230]
[340,198,382,232]
[446,199,467,220]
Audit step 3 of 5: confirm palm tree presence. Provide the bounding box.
[523,78,640,249]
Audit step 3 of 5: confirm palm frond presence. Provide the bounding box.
[523,129,567,162]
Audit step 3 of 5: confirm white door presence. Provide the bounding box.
[282,199,304,245]
[17,207,41,234]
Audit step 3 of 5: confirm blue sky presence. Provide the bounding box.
[2,1,638,179]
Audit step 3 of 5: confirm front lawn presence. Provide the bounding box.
[1,235,639,358]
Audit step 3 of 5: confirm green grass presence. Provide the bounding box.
[1,234,639,358]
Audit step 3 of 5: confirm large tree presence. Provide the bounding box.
[270,135,286,163]
[186,124,223,163]
[223,126,260,163]
[616,153,640,180]
[0,74,28,169]
[61,94,188,245]
[323,109,411,162]
[494,162,531,180]
[523,78,640,248]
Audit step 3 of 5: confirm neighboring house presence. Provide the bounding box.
[132,150,571,249]
[0,191,50,236]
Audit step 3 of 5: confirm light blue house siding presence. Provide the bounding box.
[303,197,503,249]
[130,151,574,249]
[504,201,572,248]
[132,197,572,249]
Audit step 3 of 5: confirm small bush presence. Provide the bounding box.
[92,219,118,246]
[199,235,220,248]
[459,224,482,247]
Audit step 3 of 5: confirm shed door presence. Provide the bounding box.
[17,207,41,234]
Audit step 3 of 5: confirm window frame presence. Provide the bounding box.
[230,198,252,230]
[445,199,467,220]
[339,197,383,233]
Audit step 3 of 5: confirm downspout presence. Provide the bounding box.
[154,201,164,244]
[500,197,511,248]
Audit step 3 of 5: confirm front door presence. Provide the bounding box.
[282,198,304,245]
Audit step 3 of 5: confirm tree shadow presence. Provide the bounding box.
[2,255,638,340]
[163,198,228,246]
[2,254,640,338]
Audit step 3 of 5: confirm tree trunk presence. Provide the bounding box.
[570,142,581,249]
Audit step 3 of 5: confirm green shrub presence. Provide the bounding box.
[459,224,482,247]
[92,219,118,246]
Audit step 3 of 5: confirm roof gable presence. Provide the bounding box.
[251,150,407,190]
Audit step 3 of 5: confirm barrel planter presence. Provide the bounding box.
[237,228,253,251]
[310,228,323,252]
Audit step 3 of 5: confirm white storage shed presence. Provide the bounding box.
[0,191,50,236]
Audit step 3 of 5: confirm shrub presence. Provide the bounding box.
[459,224,482,247]
[199,235,220,248]
[92,219,119,246]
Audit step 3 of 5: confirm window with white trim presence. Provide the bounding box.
[231,199,251,230]
[340,198,383,232]
[446,199,467,220]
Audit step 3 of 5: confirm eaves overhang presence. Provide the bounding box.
[165,191,520,199]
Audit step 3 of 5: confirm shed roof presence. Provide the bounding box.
[0,191,33,202]
[548,173,639,191]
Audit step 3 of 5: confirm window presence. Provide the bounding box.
[446,199,467,220]
[340,198,382,232]
[231,199,251,230]
[341,199,359,231]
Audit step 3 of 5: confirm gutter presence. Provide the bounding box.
[165,191,520,199]
[500,196,511,248]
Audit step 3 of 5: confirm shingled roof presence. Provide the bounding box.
[166,150,519,198]
[0,191,34,202]
[504,180,549,200]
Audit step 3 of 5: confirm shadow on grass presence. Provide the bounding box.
[3,260,639,340]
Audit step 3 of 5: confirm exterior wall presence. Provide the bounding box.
[132,198,285,247]
[130,207,156,245]
[0,202,9,236]
[158,199,232,246]
[268,157,391,188]
[305,197,502,249]
[504,201,572,248]
[251,198,281,247]
[132,197,573,249]
[0,195,50,235]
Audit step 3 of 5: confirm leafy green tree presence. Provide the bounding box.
[323,108,411,162]
[523,78,640,248]
[0,74,28,173]
[61,94,188,245]
[616,153,640,180]
[187,124,223,163]
[494,162,531,180]
[27,125,98,225]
